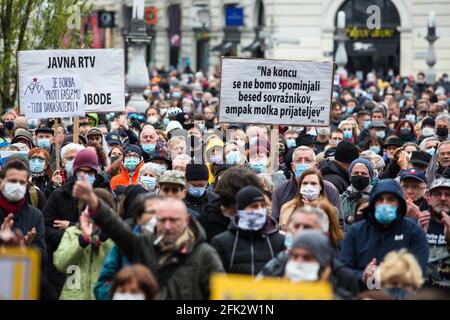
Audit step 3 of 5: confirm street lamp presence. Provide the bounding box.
[126,0,152,112]
[334,11,348,78]
[425,11,438,85]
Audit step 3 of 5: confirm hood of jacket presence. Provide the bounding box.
[364,179,407,227]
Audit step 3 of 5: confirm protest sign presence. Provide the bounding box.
[0,247,40,300]
[19,75,84,119]
[210,273,333,300]
[18,49,125,113]
[219,57,334,126]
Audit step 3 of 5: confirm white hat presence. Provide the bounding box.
[166,120,183,133]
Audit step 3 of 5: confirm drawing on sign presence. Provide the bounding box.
[24,78,45,95]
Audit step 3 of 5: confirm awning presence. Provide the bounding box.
[242,39,261,52]
[211,41,233,54]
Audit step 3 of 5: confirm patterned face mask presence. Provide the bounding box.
[237,209,267,231]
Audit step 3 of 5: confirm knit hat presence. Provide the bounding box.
[35,127,55,136]
[73,149,99,173]
[86,127,103,138]
[349,158,374,178]
[335,141,360,163]
[295,134,316,147]
[291,230,333,269]
[185,163,209,181]
[125,144,142,158]
[235,186,265,210]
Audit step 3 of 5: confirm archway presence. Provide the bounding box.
[334,0,401,80]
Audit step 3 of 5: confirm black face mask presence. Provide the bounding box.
[351,175,370,191]
[400,128,412,136]
[4,121,14,131]
[436,127,448,137]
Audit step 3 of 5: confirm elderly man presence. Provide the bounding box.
[419,178,450,288]
[172,154,191,174]
[72,178,224,299]
[139,126,158,161]
[271,146,344,227]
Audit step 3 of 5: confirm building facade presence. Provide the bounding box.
[94,0,450,80]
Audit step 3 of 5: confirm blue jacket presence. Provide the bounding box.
[338,179,429,280]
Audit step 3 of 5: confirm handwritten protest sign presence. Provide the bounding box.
[219,57,334,126]
[20,75,84,119]
[18,49,125,113]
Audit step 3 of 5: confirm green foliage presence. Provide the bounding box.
[0,0,93,112]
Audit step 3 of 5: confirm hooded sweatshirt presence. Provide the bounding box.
[338,179,429,280]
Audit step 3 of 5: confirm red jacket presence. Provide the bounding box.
[110,162,144,191]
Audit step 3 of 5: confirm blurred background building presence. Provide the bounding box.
[89,0,450,80]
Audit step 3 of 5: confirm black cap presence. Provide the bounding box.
[383,137,402,148]
[410,151,432,166]
[35,127,55,135]
[185,163,209,181]
[175,112,192,128]
[106,132,122,146]
[125,144,142,157]
[335,141,359,163]
[324,147,337,159]
[236,186,265,210]
[296,134,315,147]
[399,168,427,183]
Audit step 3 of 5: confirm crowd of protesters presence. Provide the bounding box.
[1,66,450,300]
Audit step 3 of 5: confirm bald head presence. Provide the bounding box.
[155,198,189,245]
[140,126,157,144]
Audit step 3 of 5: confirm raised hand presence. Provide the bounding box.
[51,170,62,187]
[72,172,98,209]
[79,211,93,238]
[24,227,37,246]
[1,213,14,231]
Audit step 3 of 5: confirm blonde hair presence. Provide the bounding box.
[380,249,424,289]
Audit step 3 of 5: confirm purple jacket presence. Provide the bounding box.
[271,177,344,228]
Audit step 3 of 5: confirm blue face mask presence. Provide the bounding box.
[426,147,436,157]
[294,163,311,178]
[140,176,157,191]
[225,151,241,165]
[162,118,170,126]
[405,114,416,123]
[77,174,95,186]
[142,143,156,154]
[343,130,353,139]
[376,131,386,140]
[65,160,74,177]
[250,161,267,173]
[188,185,206,198]
[124,158,140,172]
[370,146,381,154]
[249,136,258,147]
[30,158,45,173]
[347,107,354,114]
[37,138,51,149]
[286,139,297,149]
[374,204,397,225]
[284,233,294,249]
[364,120,371,129]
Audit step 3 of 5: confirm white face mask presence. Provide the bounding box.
[285,260,320,282]
[422,127,435,137]
[112,292,145,300]
[2,182,27,202]
[143,216,157,233]
[300,184,321,200]
[237,209,267,231]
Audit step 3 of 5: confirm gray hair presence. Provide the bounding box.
[291,206,329,233]
[172,154,191,165]
[60,143,84,159]
[292,146,316,162]
[419,137,440,151]
[138,162,161,179]
[435,113,450,124]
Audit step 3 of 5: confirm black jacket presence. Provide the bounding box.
[197,196,231,242]
[319,159,351,194]
[211,215,285,276]
[0,203,47,265]
[185,191,219,217]
[259,251,359,299]
[90,199,224,299]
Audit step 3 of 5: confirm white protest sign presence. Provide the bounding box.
[18,49,125,113]
[219,58,334,126]
[20,75,84,118]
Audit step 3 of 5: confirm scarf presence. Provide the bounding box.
[0,191,26,215]
[158,227,195,266]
